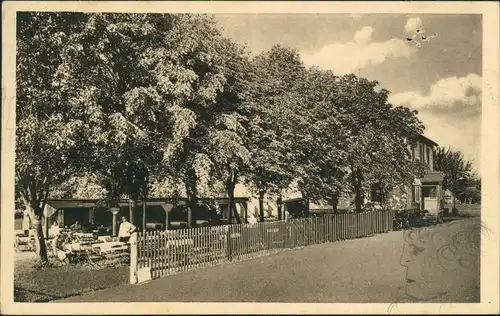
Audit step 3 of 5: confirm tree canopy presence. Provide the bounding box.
[16,12,92,260]
[434,146,478,207]
[16,12,440,260]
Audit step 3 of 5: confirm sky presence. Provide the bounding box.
[213,14,482,175]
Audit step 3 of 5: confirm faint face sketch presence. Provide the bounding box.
[400,226,443,302]
[399,218,482,303]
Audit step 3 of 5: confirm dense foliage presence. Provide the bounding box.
[434,147,480,207]
[16,12,470,260]
[16,12,90,260]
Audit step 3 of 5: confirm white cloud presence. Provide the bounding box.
[388,74,482,109]
[388,74,482,175]
[354,26,374,44]
[417,111,481,175]
[405,17,422,34]
[301,27,414,75]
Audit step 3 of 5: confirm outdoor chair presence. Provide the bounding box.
[14,235,35,252]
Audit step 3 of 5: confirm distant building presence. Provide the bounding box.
[405,134,445,216]
[260,134,446,217]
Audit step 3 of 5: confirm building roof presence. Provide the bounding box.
[46,197,250,209]
[282,197,305,204]
[420,171,445,183]
[417,134,439,147]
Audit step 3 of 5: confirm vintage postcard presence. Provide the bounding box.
[1,1,499,315]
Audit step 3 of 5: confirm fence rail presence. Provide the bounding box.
[131,210,395,283]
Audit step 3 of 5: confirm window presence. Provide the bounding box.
[414,186,420,203]
[422,186,437,198]
[371,183,384,202]
[426,146,431,166]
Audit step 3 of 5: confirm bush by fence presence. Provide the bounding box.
[131,210,395,283]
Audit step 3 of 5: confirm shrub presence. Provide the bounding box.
[393,210,410,230]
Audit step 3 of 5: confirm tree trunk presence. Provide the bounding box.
[231,197,240,224]
[142,171,149,232]
[32,213,48,262]
[452,193,457,213]
[226,181,234,224]
[23,198,48,262]
[354,168,364,212]
[258,191,265,222]
[185,167,198,228]
[226,176,241,225]
[142,199,146,232]
[330,193,339,214]
[226,190,241,224]
[129,198,137,225]
[187,194,197,228]
[277,195,283,220]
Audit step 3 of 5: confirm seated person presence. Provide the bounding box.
[70,220,81,231]
[52,234,72,263]
[97,225,110,236]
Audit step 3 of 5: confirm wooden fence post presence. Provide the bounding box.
[130,231,138,284]
[227,225,233,261]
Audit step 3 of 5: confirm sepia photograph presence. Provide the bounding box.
[1,1,499,315]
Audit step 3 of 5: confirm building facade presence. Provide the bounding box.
[405,134,445,217]
[276,134,446,217]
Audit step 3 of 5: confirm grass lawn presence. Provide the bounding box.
[14,252,129,302]
[455,204,481,217]
[442,204,480,223]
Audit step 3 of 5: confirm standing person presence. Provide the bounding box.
[284,209,291,222]
[118,216,137,243]
[50,221,60,237]
[89,218,98,234]
[90,219,98,230]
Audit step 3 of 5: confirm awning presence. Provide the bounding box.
[45,199,180,209]
[45,197,250,210]
[420,172,445,184]
[282,197,305,204]
[46,200,100,209]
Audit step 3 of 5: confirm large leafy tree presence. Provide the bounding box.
[434,147,475,209]
[16,12,89,261]
[363,105,428,207]
[161,21,253,225]
[291,68,351,212]
[196,40,253,224]
[332,75,425,212]
[54,13,239,225]
[245,45,306,221]
[457,182,481,204]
